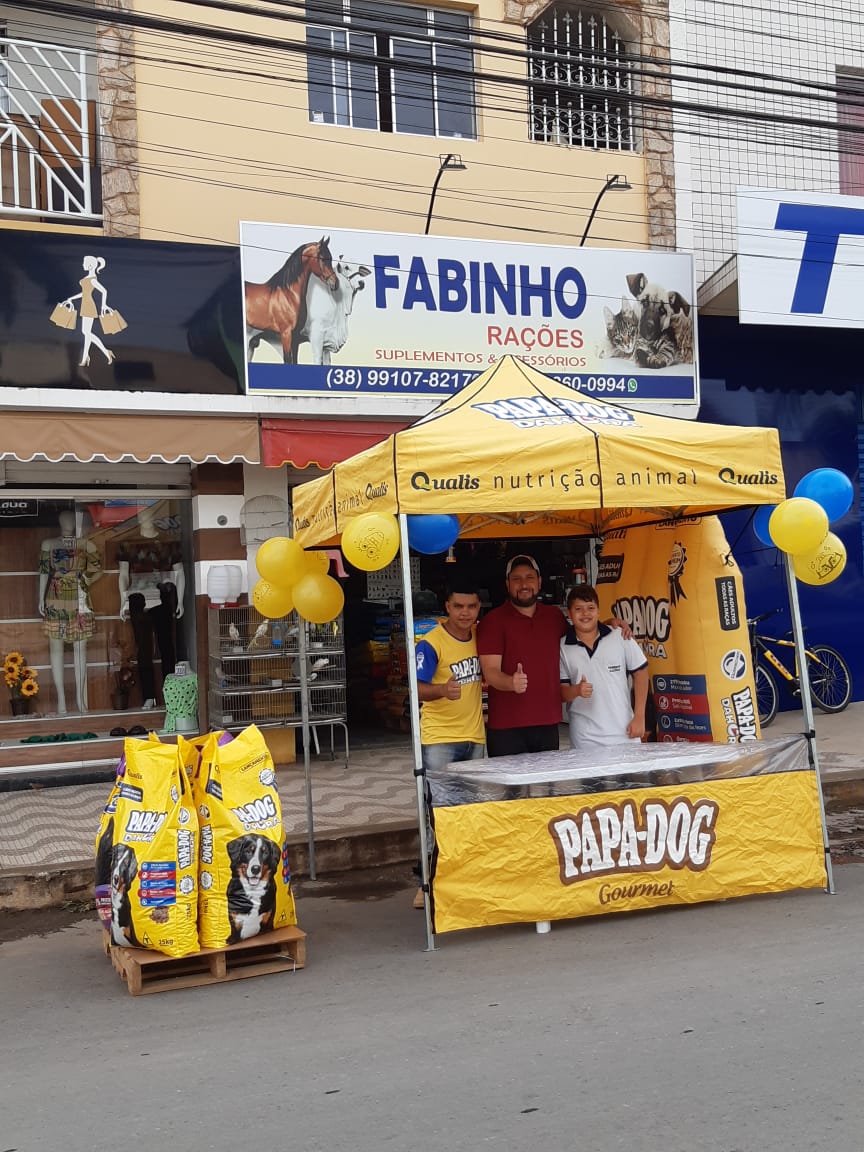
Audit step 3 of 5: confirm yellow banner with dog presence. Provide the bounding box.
[431,773,827,934]
[596,515,760,743]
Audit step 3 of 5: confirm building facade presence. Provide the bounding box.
[669,0,864,697]
[0,0,676,775]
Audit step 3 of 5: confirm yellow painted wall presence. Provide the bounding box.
[131,1,647,250]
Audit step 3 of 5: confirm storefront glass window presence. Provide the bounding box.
[0,498,193,720]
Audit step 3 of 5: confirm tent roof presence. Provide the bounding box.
[292,357,785,546]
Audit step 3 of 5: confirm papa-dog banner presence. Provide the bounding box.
[597,515,759,743]
[431,773,827,934]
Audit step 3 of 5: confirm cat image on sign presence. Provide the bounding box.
[598,296,639,360]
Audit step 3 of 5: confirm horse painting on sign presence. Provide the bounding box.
[245,237,338,365]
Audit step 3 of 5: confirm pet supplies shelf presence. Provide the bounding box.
[207,604,348,878]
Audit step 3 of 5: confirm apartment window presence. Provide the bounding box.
[837,70,864,195]
[306,1,475,138]
[528,4,634,151]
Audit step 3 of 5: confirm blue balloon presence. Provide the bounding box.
[753,504,777,547]
[793,469,854,524]
[406,514,460,555]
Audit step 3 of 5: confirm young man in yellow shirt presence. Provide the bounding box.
[413,580,484,906]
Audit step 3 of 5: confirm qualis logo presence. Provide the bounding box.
[549,797,719,886]
[718,467,779,486]
[471,396,637,430]
[410,471,480,492]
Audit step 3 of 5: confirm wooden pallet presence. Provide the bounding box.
[103,925,306,996]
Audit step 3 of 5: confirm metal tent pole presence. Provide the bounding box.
[782,551,835,894]
[399,513,436,951]
[298,615,316,880]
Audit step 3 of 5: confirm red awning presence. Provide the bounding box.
[261,419,409,469]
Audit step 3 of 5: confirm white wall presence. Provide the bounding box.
[671,0,860,286]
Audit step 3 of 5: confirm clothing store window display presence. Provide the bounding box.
[117,506,186,710]
[38,510,103,713]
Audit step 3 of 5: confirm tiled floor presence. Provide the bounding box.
[0,737,419,871]
[1,707,861,872]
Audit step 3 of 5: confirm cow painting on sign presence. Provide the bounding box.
[298,257,371,365]
[245,237,338,365]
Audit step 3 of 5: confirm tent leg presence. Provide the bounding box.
[299,616,316,881]
[783,552,835,895]
[399,514,436,951]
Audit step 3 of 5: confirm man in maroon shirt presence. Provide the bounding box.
[477,555,568,757]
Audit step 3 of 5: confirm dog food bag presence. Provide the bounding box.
[94,735,162,931]
[198,723,297,949]
[94,776,122,933]
[178,729,232,806]
[108,738,200,958]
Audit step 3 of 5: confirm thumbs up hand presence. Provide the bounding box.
[444,676,462,700]
[578,674,593,699]
[512,662,528,694]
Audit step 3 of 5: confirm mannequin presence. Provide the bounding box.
[38,509,103,713]
[118,507,185,709]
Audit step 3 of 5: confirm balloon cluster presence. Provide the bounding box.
[753,468,852,587]
[252,537,344,624]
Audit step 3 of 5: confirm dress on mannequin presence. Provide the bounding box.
[118,513,185,708]
[38,510,103,714]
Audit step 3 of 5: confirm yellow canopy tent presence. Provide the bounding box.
[292,356,785,545]
[290,356,831,948]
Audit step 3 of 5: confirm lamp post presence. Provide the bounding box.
[579,173,632,246]
[424,153,467,235]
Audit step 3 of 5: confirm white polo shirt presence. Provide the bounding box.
[559,623,648,747]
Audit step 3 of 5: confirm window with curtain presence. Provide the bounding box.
[306,0,476,139]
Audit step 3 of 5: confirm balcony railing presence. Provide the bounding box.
[0,35,101,220]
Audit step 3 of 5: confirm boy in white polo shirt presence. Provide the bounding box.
[560,584,649,747]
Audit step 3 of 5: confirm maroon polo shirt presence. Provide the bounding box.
[477,600,568,730]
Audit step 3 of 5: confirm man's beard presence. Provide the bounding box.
[509,590,538,608]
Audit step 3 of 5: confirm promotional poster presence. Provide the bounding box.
[596,515,760,743]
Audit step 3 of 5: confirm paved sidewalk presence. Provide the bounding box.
[0,704,862,882]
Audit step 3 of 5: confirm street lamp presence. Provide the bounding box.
[579,173,632,246]
[424,153,467,235]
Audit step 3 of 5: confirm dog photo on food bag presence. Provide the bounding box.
[110,843,139,946]
[226,834,279,944]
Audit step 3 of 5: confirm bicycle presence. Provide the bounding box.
[747,610,853,728]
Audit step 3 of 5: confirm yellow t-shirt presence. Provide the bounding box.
[415,622,484,746]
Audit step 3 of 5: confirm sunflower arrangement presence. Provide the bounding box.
[4,652,39,700]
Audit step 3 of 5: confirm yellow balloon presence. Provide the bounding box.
[292,572,345,624]
[793,532,847,586]
[256,536,308,588]
[768,498,829,555]
[252,579,295,619]
[303,550,331,575]
[341,512,400,572]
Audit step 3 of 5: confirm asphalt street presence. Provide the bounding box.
[2,864,863,1152]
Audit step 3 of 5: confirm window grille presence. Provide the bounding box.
[528,4,635,151]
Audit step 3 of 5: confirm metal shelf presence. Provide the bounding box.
[207,604,348,881]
